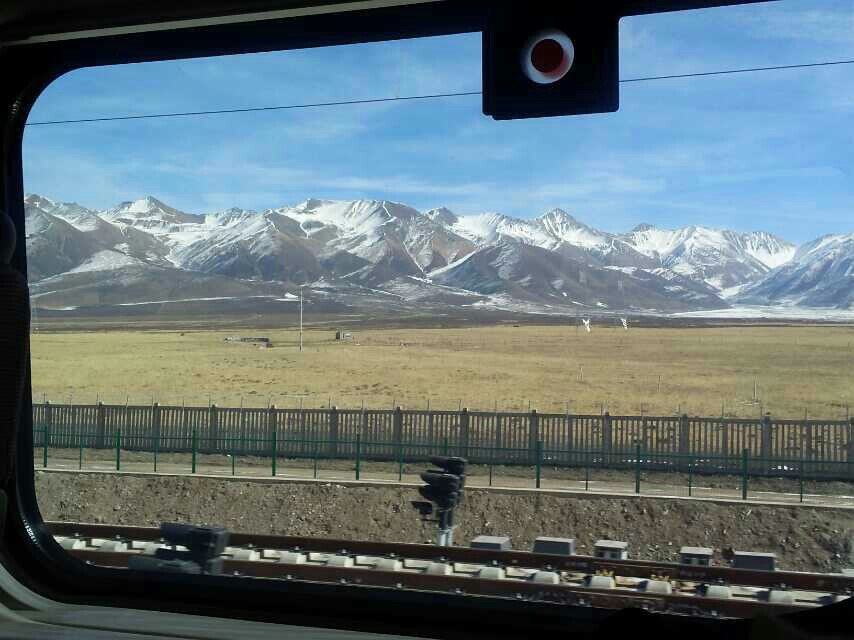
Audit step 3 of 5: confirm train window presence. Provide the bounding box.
[22,0,854,617]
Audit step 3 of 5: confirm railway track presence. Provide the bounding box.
[47,521,852,619]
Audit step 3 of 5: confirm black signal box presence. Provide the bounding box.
[483,3,620,119]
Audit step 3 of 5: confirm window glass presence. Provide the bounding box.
[25,0,854,610]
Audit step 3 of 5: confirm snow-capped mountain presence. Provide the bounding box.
[25,192,846,314]
[736,233,854,309]
[430,238,724,311]
[620,224,797,293]
[103,195,205,230]
[448,208,611,251]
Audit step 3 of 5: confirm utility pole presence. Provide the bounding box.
[299,285,304,352]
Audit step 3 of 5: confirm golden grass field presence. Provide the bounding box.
[29,323,854,418]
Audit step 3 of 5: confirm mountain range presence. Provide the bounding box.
[23,193,852,315]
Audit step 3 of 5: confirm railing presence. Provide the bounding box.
[31,402,854,479]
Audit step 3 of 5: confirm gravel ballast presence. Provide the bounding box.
[35,470,854,573]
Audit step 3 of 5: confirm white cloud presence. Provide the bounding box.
[730,5,854,46]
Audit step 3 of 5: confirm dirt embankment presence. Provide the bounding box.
[35,471,854,573]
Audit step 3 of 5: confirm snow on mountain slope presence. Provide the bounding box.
[67,250,143,273]
[205,207,257,228]
[277,198,396,243]
[740,230,798,269]
[449,208,609,251]
[24,205,104,280]
[431,236,727,311]
[268,198,474,281]
[25,192,827,314]
[103,196,205,232]
[620,224,797,291]
[737,233,854,309]
[536,208,611,249]
[174,210,323,283]
[24,194,105,232]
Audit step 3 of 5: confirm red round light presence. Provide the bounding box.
[530,38,565,74]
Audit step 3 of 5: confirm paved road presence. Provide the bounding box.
[35,456,854,508]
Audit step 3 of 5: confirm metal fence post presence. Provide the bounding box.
[535,440,543,489]
[43,400,52,452]
[489,445,494,487]
[329,406,339,458]
[393,405,403,453]
[78,431,83,470]
[150,401,160,454]
[271,430,277,477]
[115,428,121,471]
[688,458,693,497]
[460,407,470,458]
[96,401,106,450]
[585,449,590,491]
[741,448,749,500]
[191,428,197,474]
[848,418,854,480]
[43,422,49,468]
[443,435,449,456]
[678,414,689,471]
[208,404,218,454]
[602,412,612,458]
[799,451,805,503]
[760,413,772,474]
[153,428,159,473]
[355,433,362,480]
[635,442,642,494]
[529,409,538,465]
[266,404,276,459]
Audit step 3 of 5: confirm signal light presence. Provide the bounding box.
[429,456,467,477]
[521,29,574,84]
[419,471,461,509]
[414,457,467,546]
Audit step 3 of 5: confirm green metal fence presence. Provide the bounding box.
[33,426,853,501]
[31,401,854,480]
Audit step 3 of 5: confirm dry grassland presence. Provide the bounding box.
[30,324,854,418]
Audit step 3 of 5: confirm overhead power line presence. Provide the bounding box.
[24,91,483,126]
[620,58,854,83]
[24,58,854,126]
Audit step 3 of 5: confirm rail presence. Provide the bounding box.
[46,521,851,619]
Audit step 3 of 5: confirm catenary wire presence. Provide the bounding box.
[24,58,854,126]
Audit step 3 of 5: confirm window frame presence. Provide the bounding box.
[1,1,849,637]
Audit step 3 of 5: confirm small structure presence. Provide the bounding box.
[335,329,353,341]
[760,589,794,605]
[732,551,776,572]
[696,583,732,599]
[470,535,512,551]
[224,336,272,346]
[583,575,615,589]
[425,561,453,576]
[278,551,307,565]
[477,565,506,580]
[533,536,576,556]
[530,571,560,585]
[638,579,672,594]
[680,546,714,567]
[593,540,628,560]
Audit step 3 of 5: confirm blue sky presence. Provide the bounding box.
[22,0,854,244]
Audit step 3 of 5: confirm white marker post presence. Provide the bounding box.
[299,285,304,352]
